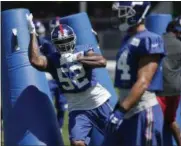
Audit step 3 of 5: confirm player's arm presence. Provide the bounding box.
[119,54,160,111]
[77,50,107,68]
[26,13,49,71]
[28,33,49,71]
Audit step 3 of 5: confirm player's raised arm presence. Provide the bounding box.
[26,13,48,71]
[77,49,107,68]
[121,54,160,111]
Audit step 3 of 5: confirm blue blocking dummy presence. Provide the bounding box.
[146,13,172,35]
[60,12,118,146]
[2,9,64,146]
[146,14,181,146]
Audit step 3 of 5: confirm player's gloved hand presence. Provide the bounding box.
[26,13,36,34]
[106,103,126,133]
[61,51,84,64]
[61,53,76,64]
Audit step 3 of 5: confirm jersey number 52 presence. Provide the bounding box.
[57,64,89,90]
[117,50,131,80]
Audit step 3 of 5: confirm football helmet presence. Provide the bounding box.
[49,16,61,32]
[112,1,151,31]
[51,24,76,54]
[34,20,46,37]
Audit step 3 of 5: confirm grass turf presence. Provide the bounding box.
[62,111,70,146]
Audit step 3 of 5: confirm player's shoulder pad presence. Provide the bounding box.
[130,30,165,55]
[131,30,163,48]
[140,30,163,48]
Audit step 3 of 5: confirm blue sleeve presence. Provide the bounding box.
[84,44,96,56]
[138,36,166,56]
[76,44,97,55]
[46,53,56,73]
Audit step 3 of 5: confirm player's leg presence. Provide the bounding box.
[157,96,181,146]
[54,89,67,129]
[150,104,164,146]
[68,100,112,146]
[102,110,143,146]
[68,110,93,146]
[103,104,163,146]
[48,79,58,100]
[48,79,66,129]
[87,100,113,135]
[170,121,181,146]
[119,109,156,146]
[166,96,181,146]
[122,105,163,146]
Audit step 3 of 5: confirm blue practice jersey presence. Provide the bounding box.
[46,44,98,93]
[114,29,165,91]
[37,36,56,56]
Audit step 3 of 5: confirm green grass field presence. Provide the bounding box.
[62,111,70,146]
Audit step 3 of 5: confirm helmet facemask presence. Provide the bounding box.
[53,35,76,54]
[112,2,150,31]
[111,6,136,31]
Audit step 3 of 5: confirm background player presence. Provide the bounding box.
[157,16,181,146]
[49,16,61,34]
[103,2,165,146]
[34,20,68,132]
[26,13,112,146]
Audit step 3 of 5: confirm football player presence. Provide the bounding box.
[34,20,56,55]
[49,16,61,33]
[34,20,68,132]
[103,2,165,146]
[26,14,112,146]
[34,20,46,38]
[156,16,181,146]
